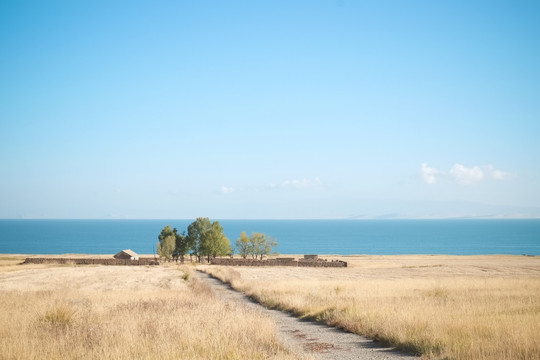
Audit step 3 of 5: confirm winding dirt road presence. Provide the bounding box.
[194,270,418,360]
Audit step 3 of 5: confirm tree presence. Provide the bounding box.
[172,230,189,263]
[157,225,176,260]
[249,232,278,260]
[156,218,232,263]
[199,220,230,262]
[186,217,230,262]
[235,231,251,259]
[186,217,211,262]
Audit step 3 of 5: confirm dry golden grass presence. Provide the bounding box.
[202,255,540,360]
[0,256,28,272]
[0,259,297,360]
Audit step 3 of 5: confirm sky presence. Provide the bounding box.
[1,0,539,219]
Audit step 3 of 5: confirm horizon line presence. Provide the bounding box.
[2,216,540,221]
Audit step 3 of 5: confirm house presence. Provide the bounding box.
[114,249,139,260]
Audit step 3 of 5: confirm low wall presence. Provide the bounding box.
[211,258,347,268]
[24,258,160,266]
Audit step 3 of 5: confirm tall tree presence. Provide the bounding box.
[172,230,190,263]
[235,231,251,259]
[199,220,230,262]
[249,232,278,260]
[186,217,211,262]
[157,225,176,260]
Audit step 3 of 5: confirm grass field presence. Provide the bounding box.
[2,255,539,360]
[0,257,297,360]
[202,255,540,360]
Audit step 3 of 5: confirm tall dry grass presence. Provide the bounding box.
[203,266,540,360]
[0,264,297,360]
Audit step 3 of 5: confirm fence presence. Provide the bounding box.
[23,258,160,266]
[210,258,347,267]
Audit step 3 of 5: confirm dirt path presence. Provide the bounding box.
[194,270,417,360]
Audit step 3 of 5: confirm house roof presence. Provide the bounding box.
[114,249,138,258]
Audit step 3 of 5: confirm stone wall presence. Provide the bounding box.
[210,258,347,268]
[23,258,160,266]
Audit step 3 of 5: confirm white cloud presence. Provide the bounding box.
[450,164,484,185]
[422,163,515,186]
[219,186,235,194]
[221,178,324,195]
[491,169,514,180]
[421,163,439,184]
[485,165,516,180]
[269,177,323,190]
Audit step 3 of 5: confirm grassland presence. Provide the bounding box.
[201,255,540,360]
[2,255,538,360]
[0,257,297,360]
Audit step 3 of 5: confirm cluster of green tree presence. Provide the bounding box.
[157,217,278,263]
[157,217,231,262]
[235,231,278,259]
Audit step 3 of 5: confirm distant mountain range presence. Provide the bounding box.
[349,201,540,220]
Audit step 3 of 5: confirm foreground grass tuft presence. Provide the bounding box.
[39,304,76,329]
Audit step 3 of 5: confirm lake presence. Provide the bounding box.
[1,219,539,256]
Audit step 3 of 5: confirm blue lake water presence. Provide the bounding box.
[0,219,539,255]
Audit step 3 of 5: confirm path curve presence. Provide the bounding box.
[194,270,418,360]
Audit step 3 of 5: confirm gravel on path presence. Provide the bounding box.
[194,270,418,360]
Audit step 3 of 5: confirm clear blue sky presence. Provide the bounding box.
[1,0,539,219]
